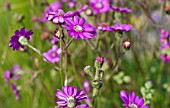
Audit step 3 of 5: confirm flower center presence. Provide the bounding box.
[96,2,103,9]
[56,10,65,16]
[129,103,138,108]
[51,52,56,57]
[66,96,76,108]
[74,25,83,32]
[18,36,28,45]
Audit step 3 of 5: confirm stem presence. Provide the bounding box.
[26,43,60,70]
[64,37,74,51]
[60,35,64,87]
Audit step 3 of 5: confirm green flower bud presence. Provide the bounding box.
[123,75,131,83]
[117,71,125,78]
[145,81,153,90]
[84,65,94,78]
[98,70,104,80]
[92,80,103,89]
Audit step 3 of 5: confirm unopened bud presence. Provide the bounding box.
[164,6,170,14]
[145,81,153,90]
[122,38,131,50]
[14,14,25,23]
[84,66,93,78]
[123,75,131,83]
[98,70,104,80]
[54,27,63,39]
[4,2,11,10]
[85,8,93,16]
[95,56,104,69]
[92,80,103,89]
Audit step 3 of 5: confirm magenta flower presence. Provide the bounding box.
[83,79,91,92]
[110,6,132,13]
[97,23,111,32]
[79,5,89,13]
[43,45,61,64]
[50,36,59,44]
[75,104,89,108]
[4,65,22,83]
[120,90,149,108]
[110,23,133,32]
[90,0,110,14]
[9,27,33,50]
[160,29,169,43]
[47,9,79,24]
[161,54,170,63]
[62,16,97,40]
[96,56,104,63]
[11,83,19,100]
[67,0,76,8]
[11,65,22,80]
[4,70,11,83]
[55,86,88,107]
[160,29,170,63]
[41,1,61,22]
[161,43,169,50]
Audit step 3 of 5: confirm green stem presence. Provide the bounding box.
[64,37,74,51]
[60,35,64,87]
[26,43,60,70]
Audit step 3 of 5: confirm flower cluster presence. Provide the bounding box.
[55,86,88,108]
[120,90,149,108]
[160,29,170,63]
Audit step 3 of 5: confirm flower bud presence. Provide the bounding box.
[85,8,93,16]
[95,56,104,69]
[84,65,94,78]
[144,81,153,90]
[13,14,25,23]
[123,75,131,83]
[98,70,104,80]
[122,38,131,50]
[54,27,63,39]
[4,2,11,10]
[92,80,103,89]
[164,6,170,14]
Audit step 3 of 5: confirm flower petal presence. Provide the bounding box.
[55,89,67,100]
